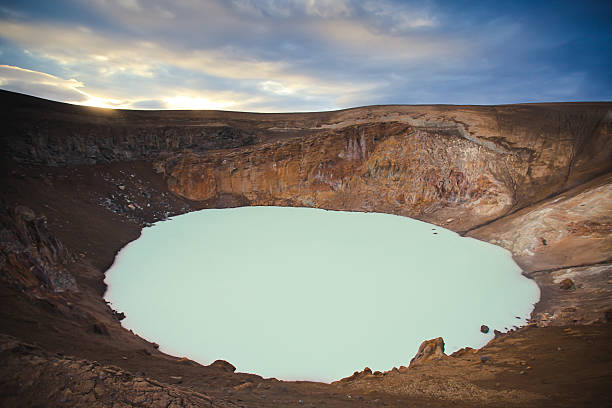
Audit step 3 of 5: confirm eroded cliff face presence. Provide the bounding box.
[0,91,258,166]
[161,123,512,230]
[159,104,612,233]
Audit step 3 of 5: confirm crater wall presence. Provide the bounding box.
[1,90,611,406]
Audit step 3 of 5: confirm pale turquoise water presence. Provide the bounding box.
[104,206,540,382]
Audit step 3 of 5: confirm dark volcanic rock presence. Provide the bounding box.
[111,310,126,321]
[481,325,490,333]
[0,334,231,408]
[91,322,110,336]
[210,359,236,373]
[0,204,76,292]
[0,90,256,166]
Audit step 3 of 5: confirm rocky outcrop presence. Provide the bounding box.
[0,204,76,292]
[335,324,612,407]
[0,334,234,408]
[158,104,612,232]
[4,119,255,166]
[161,123,518,229]
[210,360,236,373]
[409,337,447,367]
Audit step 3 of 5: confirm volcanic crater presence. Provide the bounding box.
[0,90,611,407]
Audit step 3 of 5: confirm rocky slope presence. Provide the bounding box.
[0,90,611,407]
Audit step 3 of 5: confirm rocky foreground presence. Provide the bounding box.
[0,90,611,407]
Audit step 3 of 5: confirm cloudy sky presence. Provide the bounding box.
[0,0,610,111]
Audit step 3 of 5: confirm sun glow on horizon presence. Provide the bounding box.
[76,95,129,109]
[0,1,609,110]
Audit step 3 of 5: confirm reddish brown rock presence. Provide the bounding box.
[409,337,446,367]
[560,278,575,290]
[210,359,236,373]
[468,174,612,274]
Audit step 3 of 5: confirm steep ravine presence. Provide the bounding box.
[1,90,611,407]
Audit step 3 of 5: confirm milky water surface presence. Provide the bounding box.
[104,206,540,382]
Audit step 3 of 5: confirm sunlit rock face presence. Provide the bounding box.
[162,124,516,231]
[4,90,610,235]
[469,174,612,273]
[409,337,447,368]
[105,206,539,382]
[159,104,612,233]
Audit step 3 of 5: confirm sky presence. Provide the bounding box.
[0,0,610,112]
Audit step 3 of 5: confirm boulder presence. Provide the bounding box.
[210,359,236,373]
[409,337,446,367]
[111,310,126,321]
[480,325,489,333]
[560,278,575,290]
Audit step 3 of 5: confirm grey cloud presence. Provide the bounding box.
[0,0,609,111]
[0,64,88,102]
[0,81,88,102]
[130,99,169,109]
[229,0,353,18]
